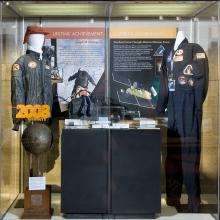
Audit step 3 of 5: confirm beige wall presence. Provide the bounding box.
[0,15,21,216]
[199,21,219,193]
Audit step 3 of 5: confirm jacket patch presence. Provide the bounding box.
[196,53,206,59]
[28,61,37,69]
[183,64,193,75]
[45,65,50,70]
[12,64,20,71]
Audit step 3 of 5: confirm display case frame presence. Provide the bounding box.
[0,1,219,219]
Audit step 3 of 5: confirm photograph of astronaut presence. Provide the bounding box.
[68,68,97,117]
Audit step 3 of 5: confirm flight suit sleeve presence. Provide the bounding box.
[192,44,209,110]
[156,52,169,116]
[11,58,25,130]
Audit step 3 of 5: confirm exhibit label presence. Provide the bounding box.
[110,28,176,39]
[110,27,176,117]
[45,27,104,39]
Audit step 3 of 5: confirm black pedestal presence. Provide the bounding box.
[61,128,161,217]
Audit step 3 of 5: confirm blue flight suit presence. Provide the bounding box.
[156,38,209,212]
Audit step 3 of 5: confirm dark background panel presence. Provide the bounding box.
[111,129,161,214]
[61,129,108,214]
[110,38,174,117]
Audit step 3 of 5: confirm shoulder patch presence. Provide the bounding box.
[28,61,37,69]
[12,64,20,71]
[196,53,206,59]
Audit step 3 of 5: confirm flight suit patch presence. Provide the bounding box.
[28,61,37,69]
[183,64,193,75]
[196,53,206,59]
[176,49,183,55]
[178,75,187,85]
[12,64,20,71]
[188,79,194,86]
[174,55,183,62]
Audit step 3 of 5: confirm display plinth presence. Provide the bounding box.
[61,128,161,217]
[22,186,52,219]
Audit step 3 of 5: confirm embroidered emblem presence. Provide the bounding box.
[183,64,193,75]
[28,61,37,69]
[178,75,187,85]
[12,64,20,71]
[188,79,194,86]
[176,49,183,55]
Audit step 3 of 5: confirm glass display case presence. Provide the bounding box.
[0,1,219,219]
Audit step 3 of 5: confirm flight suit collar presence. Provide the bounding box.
[174,38,189,52]
[26,50,41,60]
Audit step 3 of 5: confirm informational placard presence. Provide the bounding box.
[44,28,105,107]
[29,177,46,191]
[110,27,176,117]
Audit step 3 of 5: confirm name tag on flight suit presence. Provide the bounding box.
[173,55,183,62]
[168,79,175,91]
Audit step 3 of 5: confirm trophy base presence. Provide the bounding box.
[22,186,53,219]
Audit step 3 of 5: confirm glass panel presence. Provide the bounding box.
[20,16,107,189]
[0,1,219,218]
[197,2,219,217]
[0,2,21,217]
[109,0,219,216]
[109,17,191,119]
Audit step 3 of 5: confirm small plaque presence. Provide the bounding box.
[29,177,46,191]
[31,194,42,206]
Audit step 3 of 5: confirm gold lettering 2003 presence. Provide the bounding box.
[16,105,50,121]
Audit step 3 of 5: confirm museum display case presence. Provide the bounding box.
[0,1,219,219]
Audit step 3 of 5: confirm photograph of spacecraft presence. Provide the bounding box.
[112,72,157,108]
